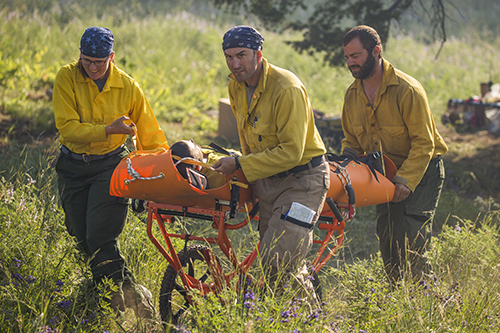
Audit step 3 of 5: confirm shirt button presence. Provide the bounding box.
[371,123,375,127]
[375,142,379,145]
[366,103,370,107]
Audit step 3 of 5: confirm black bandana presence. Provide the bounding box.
[222,26,264,51]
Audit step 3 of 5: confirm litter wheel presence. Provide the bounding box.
[159,244,214,324]
[311,271,323,302]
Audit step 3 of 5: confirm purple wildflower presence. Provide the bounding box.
[49,316,59,325]
[243,301,255,310]
[307,312,319,321]
[57,300,72,309]
[175,326,192,333]
[244,291,255,300]
[11,273,24,281]
[36,326,56,333]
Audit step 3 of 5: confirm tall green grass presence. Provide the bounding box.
[2,1,500,143]
[1,155,499,332]
[1,2,500,332]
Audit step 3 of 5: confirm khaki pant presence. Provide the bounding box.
[255,159,330,282]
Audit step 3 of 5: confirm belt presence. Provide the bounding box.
[60,145,124,163]
[274,155,325,178]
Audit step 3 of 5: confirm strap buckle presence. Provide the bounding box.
[82,154,91,163]
[370,151,381,159]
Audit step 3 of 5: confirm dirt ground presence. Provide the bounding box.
[437,123,500,200]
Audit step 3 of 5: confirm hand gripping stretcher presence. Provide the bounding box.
[109,148,397,323]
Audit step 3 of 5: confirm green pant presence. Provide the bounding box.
[56,149,132,285]
[376,157,445,281]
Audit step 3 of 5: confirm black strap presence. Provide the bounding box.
[280,214,315,229]
[209,142,233,155]
[275,155,324,178]
[180,234,190,267]
[327,151,382,183]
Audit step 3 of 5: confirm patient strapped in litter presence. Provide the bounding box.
[170,140,208,190]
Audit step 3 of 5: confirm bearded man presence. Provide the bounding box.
[341,25,448,282]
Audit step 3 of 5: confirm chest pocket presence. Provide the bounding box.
[251,119,278,150]
[352,125,368,149]
[381,126,409,154]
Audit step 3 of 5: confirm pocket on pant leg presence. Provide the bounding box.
[405,160,445,218]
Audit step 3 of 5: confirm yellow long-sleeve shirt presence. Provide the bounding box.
[341,59,448,191]
[228,58,326,183]
[53,61,168,154]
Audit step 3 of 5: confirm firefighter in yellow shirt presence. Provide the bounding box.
[52,26,169,317]
[341,25,448,282]
[213,26,329,300]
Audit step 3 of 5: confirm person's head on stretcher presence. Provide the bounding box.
[170,140,207,190]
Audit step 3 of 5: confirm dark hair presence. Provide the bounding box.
[170,140,203,179]
[343,25,383,57]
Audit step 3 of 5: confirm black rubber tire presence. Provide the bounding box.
[311,271,323,302]
[159,244,212,325]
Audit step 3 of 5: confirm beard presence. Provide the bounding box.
[349,52,376,80]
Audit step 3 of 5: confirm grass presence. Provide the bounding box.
[1,1,500,332]
[2,162,499,332]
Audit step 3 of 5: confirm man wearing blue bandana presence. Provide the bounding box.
[213,26,329,302]
[53,26,169,318]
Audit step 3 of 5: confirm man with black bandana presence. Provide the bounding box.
[341,25,448,282]
[213,26,329,300]
[53,26,169,317]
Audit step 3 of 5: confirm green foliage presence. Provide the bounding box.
[1,3,500,331]
[211,0,451,66]
[1,133,500,333]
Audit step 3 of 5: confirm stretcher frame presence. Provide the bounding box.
[145,196,346,302]
[109,148,396,322]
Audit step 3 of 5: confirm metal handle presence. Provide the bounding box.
[326,197,344,222]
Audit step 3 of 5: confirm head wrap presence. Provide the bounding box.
[222,26,264,51]
[80,26,114,58]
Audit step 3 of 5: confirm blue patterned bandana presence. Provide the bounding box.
[222,26,265,51]
[80,26,114,58]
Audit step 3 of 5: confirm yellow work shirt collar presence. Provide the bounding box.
[349,59,400,99]
[75,62,125,91]
[228,57,271,100]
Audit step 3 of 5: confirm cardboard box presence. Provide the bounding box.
[218,98,239,142]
